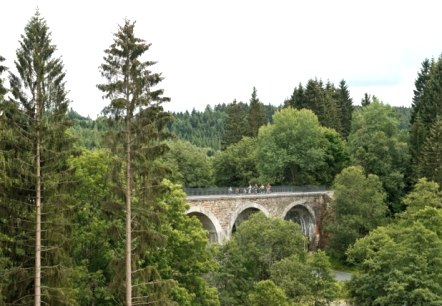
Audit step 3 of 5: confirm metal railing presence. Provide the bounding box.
[184,185,328,196]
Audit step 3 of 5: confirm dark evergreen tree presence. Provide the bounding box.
[169,105,227,151]
[0,11,74,304]
[0,54,8,305]
[221,99,248,149]
[417,116,442,186]
[0,55,6,99]
[285,79,347,135]
[335,80,353,138]
[247,87,266,137]
[304,79,327,124]
[361,93,372,106]
[97,19,173,305]
[411,59,432,125]
[323,81,341,133]
[284,82,306,109]
[409,56,442,185]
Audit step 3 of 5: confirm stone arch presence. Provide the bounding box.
[186,206,224,243]
[282,202,317,248]
[228,202,270,239]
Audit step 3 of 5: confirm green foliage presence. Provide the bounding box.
[213,213,338,305]
[149,179,220,306]
[169,105,227,151]
[285,79,354,138]
[335,80,354,138]
[348,100,409,212]
[256,108,325,185]
[0,11,76,304]
[0,55,6,100]
[347,209,442,305]
[325,166,387,261]
[67,151,220,305]
[307,251,341,305]
[318,127,350,186]
[271,251,339,306]
[409,56,442,186]
[393,106,411,130]
[417,116,442,186]
[246,87,267,137]
[214,213,306,305]
[212,137,258,187]
[162,139,214,187]
[97,19,173,305]
[68,109,107,149]
[256,108,347,185]
[402,178,442,213]
[247,280,290,306]
[221,100,249,149]
[68,149,117,305]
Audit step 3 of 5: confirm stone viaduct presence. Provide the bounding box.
[186,191,333,248]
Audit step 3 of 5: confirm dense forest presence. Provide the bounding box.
[1,11,442,306]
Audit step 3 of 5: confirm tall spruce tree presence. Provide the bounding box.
[335,80,353,138]
[97,19,172,305]
[285,79,345,135]
[410,57,442,184]
[0,11,74,305]
[0,55,6,99]
[221,99,248,149]
[284,82,306,109]
[247,87,266,137]
[417,116,442,186]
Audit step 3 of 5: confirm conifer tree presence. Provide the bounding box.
[284,83,306,109]
[417,116,442,186]
[409,57,442,184]
[335,80,353,138]
[0,55,6,99]
[0,11,74,305]
[97,19,172,305]
[285,79,344,134]
[221,99,248,149]
[247,87,266,137]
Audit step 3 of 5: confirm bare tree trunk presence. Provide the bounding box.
[35,96,41,306]
[126,115,132,306]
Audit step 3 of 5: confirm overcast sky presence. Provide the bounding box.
[2,1,442,118]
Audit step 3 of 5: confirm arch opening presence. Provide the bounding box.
[231,207,260,234]
[284,205,316,244]
[188,212,219,243]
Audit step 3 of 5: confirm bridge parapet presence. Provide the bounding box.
[184,185,328,196]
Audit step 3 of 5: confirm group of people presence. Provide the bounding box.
[228,183,272,195]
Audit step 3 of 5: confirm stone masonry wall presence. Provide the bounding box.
[187,191,332,245]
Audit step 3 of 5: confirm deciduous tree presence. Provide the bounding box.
[348,100,409,212]
[212,136,258,187]
[213,213,306,305]
[325,166,387,261]
[347,208,442,305]
[163,139,214,187]
[256,108,346,185]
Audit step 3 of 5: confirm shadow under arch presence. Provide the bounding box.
[282,201,317,248]
[186,206,224,244]
[228,202,270,239]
